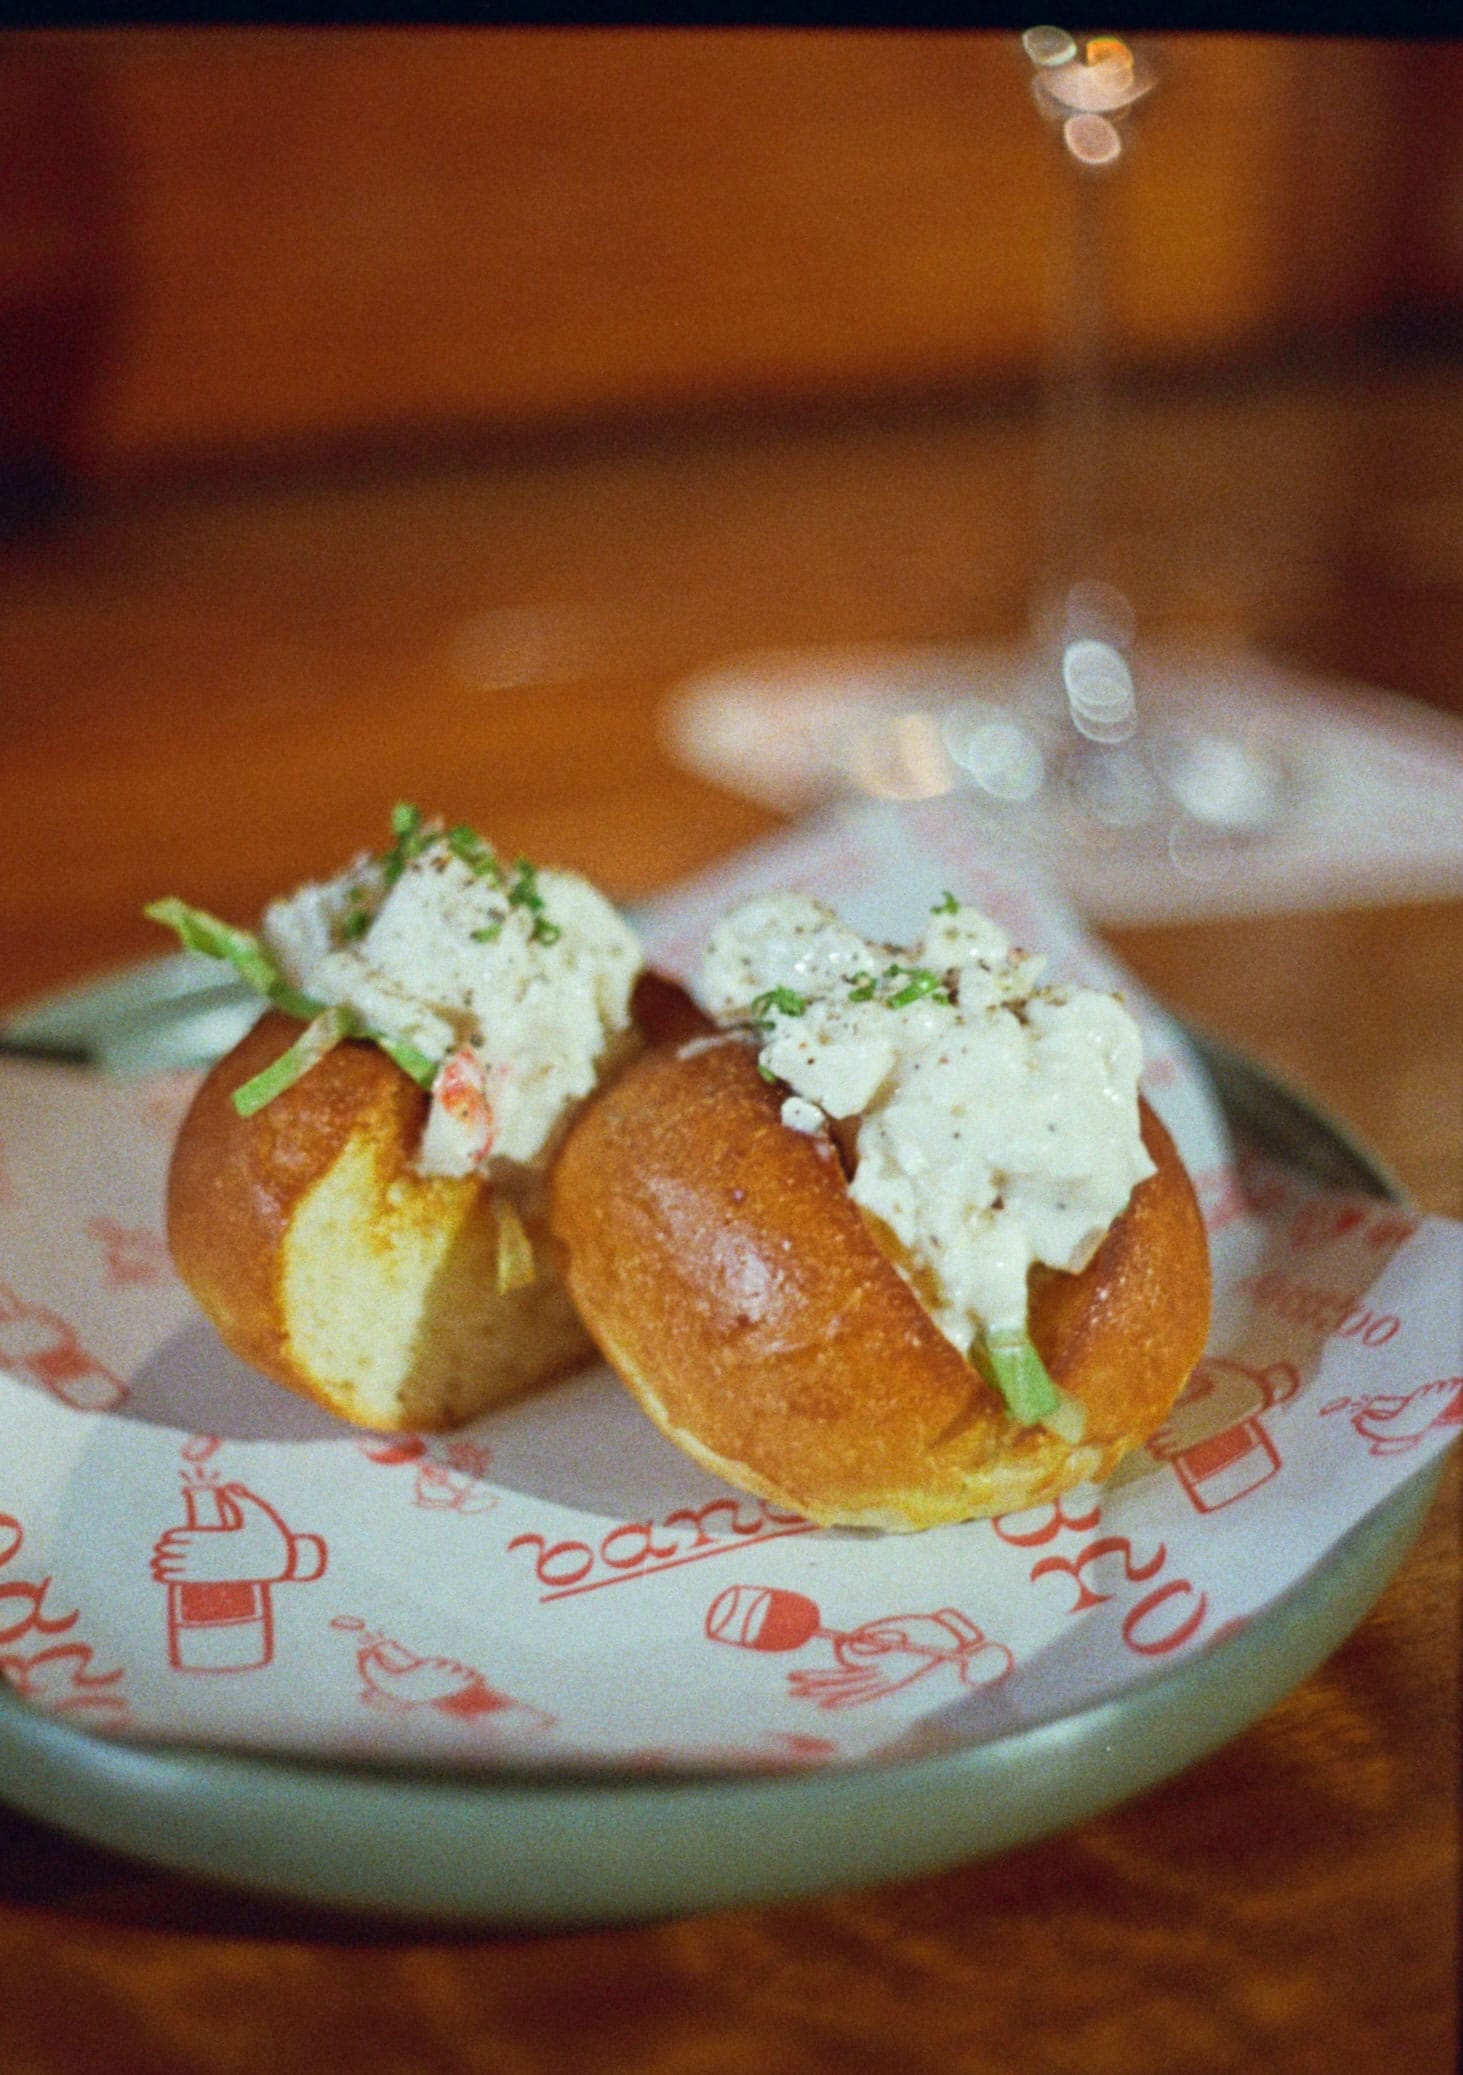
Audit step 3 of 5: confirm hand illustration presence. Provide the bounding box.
[788,1609,1013,1709]
[150,1485,326,1585]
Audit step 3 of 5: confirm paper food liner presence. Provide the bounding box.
[2,796,1459,1776]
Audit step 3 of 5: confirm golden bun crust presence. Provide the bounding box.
[550,1032,1211,1529]
[167,1011,594,1430]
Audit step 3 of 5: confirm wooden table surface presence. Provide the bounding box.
[0,351,1458,2074]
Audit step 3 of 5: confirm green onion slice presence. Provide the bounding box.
[446,824,504,882]
[143,898,321,1021]
[382,801,431,887]
[145,891,444,1107]
[886,966,949,1009]
[372,1032,439,1089]
[751,985,807,1028]
[231,1006,360,1117]
[976,1327,1062,1425]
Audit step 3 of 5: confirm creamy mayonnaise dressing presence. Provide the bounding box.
[263,834,641,1177]
[699,891,1153,1348]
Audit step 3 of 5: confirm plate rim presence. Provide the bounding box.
[0,1456,1443,1925]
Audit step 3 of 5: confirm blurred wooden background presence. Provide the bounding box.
[2,29,1460,489]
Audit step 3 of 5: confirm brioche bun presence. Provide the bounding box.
[549,1028,1211,1529]
[167,1010,595,1430]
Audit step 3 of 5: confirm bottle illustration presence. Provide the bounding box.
[707,1584,825,1653]
[1144,1357,1301,1513]
[152,1472,327,1673]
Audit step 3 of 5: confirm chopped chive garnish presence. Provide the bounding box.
[471,919,504,944]
[446,824,503,882]
[231,1006,360,1117]
[886,967,950,1009]
[750,986,807,1029]
[341,901,372,943]
[504,856,563,947]
[757,1059,781,1084]
[842,960,951,1009]
[382,802,430,887]
[932,890,961,915]
[144,898,281,996]
[976,1328,1061,1425]
[507,858,545,912]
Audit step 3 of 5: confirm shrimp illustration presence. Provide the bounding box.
[330,1617,553,1729]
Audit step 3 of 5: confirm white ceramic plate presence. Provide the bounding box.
[0,965,1439,1925]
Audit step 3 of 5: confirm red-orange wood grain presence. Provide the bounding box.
[0,32,1458,479]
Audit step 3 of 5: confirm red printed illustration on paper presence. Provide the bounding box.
[1320,1376,1463,1456]
[85,1216,174,1290]
[1285,1199,1417,1256]
[151,1463,328,1672]
[994,1493,1211,1657]
[510,1493,815,1601]
[0,1281,128,1413]
[1144,1356,1302,1512]
[357,1434,498,1514]
[330,1616,555,1732]
[0,1511,129,1725]
[1189,1163,1249,1238]
[705,1586,1014,1711]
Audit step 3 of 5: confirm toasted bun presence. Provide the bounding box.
[167,1011,595,1430]
[549,1031,1211,1529]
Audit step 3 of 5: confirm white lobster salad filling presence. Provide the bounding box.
[699,890,1154,1353]
[260,813,641,1177]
